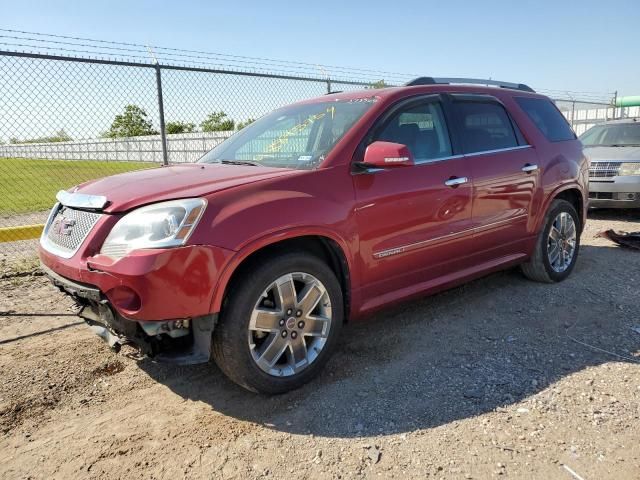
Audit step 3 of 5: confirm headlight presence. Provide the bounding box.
[100,198,206,259]
[619,163,640,176]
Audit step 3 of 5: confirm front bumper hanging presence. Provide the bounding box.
[41,264,216,365]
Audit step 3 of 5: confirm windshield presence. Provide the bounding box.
[198,98,376,169]
[580,122,640,147]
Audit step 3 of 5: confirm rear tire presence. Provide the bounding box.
[212,251,343,394]
[521,199,580,283]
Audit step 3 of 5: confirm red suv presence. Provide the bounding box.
[39,78,588,393]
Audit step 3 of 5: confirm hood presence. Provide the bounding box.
[584,146,640,162]
[74,163,298,212]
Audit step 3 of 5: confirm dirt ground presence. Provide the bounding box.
[1,210,639,480]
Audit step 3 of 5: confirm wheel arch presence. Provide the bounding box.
[554,188,585,230]
[210,231,353,322]
[538,184,586,234]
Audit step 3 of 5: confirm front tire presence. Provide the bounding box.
[212,251,343,394]
[521,199,580,283]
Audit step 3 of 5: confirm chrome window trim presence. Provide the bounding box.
[40,203,103,259]
[358,146,533,173]
[353,154,466,174]
[56,190,108,210]
[463,145,533,158]
[414,154,465,165]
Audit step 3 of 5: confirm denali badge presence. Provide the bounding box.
[53,217,76,236]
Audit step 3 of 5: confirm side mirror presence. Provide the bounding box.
[362,141,415,168]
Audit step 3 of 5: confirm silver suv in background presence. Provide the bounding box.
[581,118,640,208]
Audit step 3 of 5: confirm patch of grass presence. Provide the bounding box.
[0,157,157,214]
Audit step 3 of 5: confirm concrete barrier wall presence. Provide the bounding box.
[558,106,640,136]
[0,131,234,164]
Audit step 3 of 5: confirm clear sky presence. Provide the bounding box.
[2,0,639,97]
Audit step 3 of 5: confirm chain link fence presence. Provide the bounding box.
[0,37,622,269]
[0,50,374,268]
[554,99,639,136]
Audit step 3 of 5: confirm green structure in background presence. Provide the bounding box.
[614,96,640,108]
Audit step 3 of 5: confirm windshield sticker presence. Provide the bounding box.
[297,155,313,162]
[267,112,326,153]
[347,96,378,104]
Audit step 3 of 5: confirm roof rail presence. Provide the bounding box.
[405,77,535,93]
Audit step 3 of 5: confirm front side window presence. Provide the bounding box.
[579,122,640,147]
[455,101,518,154]
[199,99,375,169]
[516,97,576,142]
[371,101,452,162]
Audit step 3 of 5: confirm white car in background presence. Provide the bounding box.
[581,118,640,208]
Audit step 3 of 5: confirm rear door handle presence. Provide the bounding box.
[522,163,538,173]
[444,176,469,187]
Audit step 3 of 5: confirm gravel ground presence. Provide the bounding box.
[1,210,639,479]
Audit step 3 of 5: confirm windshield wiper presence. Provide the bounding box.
[219,159,262,167]
[604,144,640,147]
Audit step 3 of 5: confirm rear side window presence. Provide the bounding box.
[454,101,518,154]
[516,97,576,142]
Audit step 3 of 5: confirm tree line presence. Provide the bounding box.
[8,130,72,144]
[6,105,255,144]
[103,105,255,138]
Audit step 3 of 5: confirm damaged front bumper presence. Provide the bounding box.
[41,264,216,365]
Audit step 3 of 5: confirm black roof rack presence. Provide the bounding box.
[405,77,535,93]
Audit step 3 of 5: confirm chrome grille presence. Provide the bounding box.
[42,205,102,257]
[589,161,621,179]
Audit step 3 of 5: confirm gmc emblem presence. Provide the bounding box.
[53,217,76,236]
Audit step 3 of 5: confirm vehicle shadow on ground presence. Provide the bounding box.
[139,243,639,438]
[588,208,640,222]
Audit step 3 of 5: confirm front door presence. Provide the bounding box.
[352,96,474,311]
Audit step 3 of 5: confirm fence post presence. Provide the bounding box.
[326,78,331,94]
[155,64,169,166]
[571,101,576,130]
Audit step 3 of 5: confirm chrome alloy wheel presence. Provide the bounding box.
[547,212,577,273]
[248,272,332,377]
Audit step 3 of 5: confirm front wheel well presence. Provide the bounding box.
[221,236,351,322]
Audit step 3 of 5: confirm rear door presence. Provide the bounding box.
[352,95,474,309]
[450,95,539,257]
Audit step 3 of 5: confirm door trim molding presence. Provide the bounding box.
[372,213,529,259]
[373,227,474,259]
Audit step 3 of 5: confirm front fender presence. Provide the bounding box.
[185,166,358,314]
[207,226,355,314]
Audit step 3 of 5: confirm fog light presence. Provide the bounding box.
[614,192,637,201]
[108,286,141,312]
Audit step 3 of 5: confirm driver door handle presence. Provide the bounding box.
[522,163,538,173]
[444,176,469,187]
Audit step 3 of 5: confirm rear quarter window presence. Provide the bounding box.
[454,101,519,154]
[516,97,576,142]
